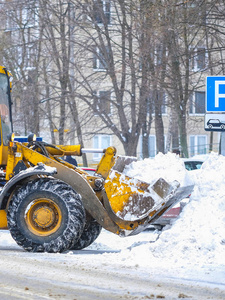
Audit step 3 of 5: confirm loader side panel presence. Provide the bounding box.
[19,144,120,234]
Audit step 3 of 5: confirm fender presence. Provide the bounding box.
[0,163,57,209]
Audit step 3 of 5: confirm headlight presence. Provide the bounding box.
[7,132,15,142]
[28,133,37,143]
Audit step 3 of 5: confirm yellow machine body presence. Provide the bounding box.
[1,139,192,235]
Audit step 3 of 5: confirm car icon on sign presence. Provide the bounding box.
[207,119,225,129]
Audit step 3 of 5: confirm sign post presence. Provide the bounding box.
[205,76,225,155]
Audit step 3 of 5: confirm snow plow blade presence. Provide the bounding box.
[103,156,194,235]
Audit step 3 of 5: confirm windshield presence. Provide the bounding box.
[0,73,12,145]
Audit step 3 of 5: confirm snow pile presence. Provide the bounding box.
[100,151,225,268]
[108,152,193,221]
[124,152,194,187]
[150,152,225,263]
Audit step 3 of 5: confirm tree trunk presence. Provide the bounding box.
[123,134,139,156]
[68,93,88,167]
[154,91,164,154]
[179,113,188,158]
[43,60,56,144]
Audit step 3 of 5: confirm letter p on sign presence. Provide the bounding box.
[206,77,225,112]
[215,81,225,108]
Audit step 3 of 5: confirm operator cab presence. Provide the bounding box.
[0,66,13,166]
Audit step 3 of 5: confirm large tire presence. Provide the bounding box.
[70,217,102,250]
[7,178,85,253]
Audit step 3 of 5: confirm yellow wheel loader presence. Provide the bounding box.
[0,66,193,253]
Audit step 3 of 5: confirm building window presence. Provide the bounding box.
[155,44,163,65]
[147,91,167,115]
[93,135,111,160]
[94,90,111,115]
[93,0,111,24]
[139,135,167,158]
[22,7,38,28]
[149,135,156,158]
[187,3,206,26]
[190,48,206,70]
[189,91,205,114]
[138,135,156,159]
[148,135,166,157]
[160,92,167,114]
[189,135,207,157]
[93,47,109,70]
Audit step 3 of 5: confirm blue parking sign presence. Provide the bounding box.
[206,76,225,112]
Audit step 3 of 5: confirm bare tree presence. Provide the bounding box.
[63,0,160,156]
[36,0,88,164]
[138,0,167,157]
[159,0,211,157]
[1,0,42,136]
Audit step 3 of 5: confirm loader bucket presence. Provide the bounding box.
[104,156,193,224]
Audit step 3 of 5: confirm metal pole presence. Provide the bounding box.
[81,148,104,154]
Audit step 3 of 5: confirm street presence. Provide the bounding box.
[0,230,224,300]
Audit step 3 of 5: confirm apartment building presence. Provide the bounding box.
[69,0,221,164]
[1,1,222,166]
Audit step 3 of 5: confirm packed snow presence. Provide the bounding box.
[121,152,224,268]
[124,152,194,187]
[91,152,224,270]
[0,151,224,298]
[108,152,193,221]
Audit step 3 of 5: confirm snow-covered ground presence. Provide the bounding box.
[91,152,224,292]
[0,152,224,299]
[121,152,225,269]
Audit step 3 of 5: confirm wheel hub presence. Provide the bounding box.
[33,206,55,228]
[25,199,62,236]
